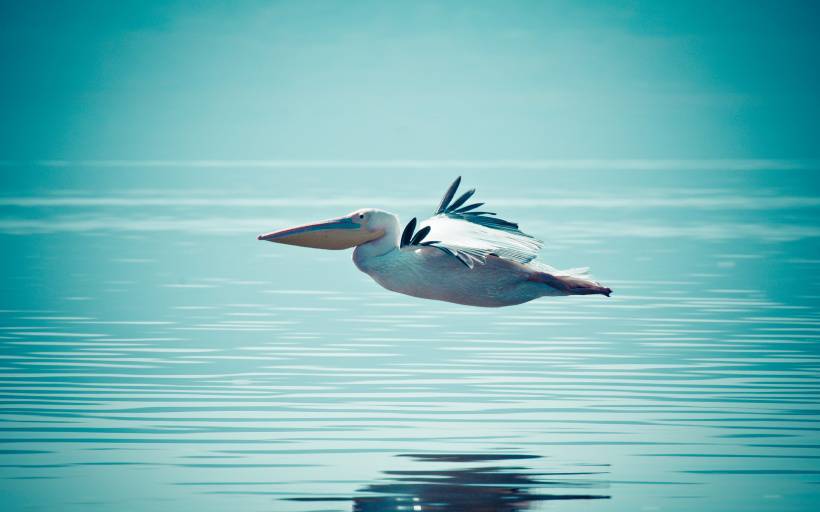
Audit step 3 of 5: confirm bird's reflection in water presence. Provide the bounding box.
[293,453,609,511]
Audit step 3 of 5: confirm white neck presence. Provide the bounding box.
[352,213,400,266]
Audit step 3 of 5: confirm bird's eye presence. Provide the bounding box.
[359,214,365,219]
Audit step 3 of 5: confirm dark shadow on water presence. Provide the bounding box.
[289,453,610,511]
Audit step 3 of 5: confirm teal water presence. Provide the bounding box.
[1,164,819,511]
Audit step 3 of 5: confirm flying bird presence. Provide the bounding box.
[258,177,612,307]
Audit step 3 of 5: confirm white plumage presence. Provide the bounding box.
[418,214,543,267]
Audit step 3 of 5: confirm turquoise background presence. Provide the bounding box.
[2,0,819,161]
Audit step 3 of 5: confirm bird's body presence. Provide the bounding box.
[258,177,611,307]
[355,245,556,307]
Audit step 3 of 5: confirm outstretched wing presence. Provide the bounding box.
[400,177,543,268]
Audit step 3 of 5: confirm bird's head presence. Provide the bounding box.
[257,208,395,249]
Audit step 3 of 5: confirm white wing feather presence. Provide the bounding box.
[418,214,543,268]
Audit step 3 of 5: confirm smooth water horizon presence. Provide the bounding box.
[1,162,820,511]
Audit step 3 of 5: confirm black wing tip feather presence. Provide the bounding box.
[454,202,483,213]
[409,226,431,246]
[400,217,417,247]
[435,176,462,214]
[401,218,433,248]
[434,176,527,235]
[448,188,475,211]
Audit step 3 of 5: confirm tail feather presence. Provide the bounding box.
[529,271,612,297]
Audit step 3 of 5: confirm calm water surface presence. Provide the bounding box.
[1,165,819,511]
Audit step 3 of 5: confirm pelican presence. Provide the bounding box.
[257,177,611,307]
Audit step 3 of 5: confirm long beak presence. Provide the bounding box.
[257,216,383,250]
